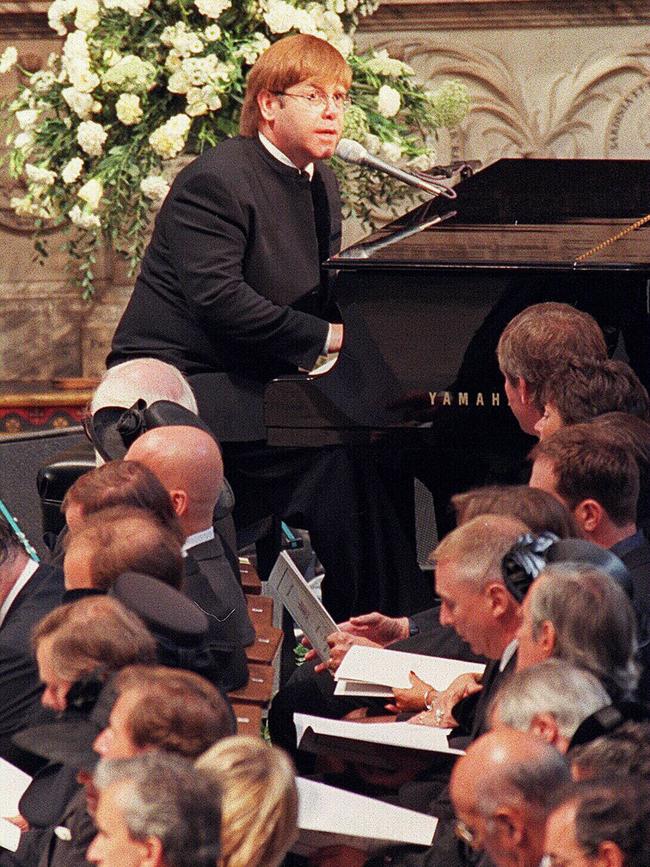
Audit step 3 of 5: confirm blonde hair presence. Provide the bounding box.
[239,34,351,137]
[196,736,298,867]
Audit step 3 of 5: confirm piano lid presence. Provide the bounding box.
[331,158,650,271]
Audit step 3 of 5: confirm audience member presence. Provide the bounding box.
[450,729,570,867]
[124,426,255,647]
[196,735,298,867]
[62,506,184,593]
[451,484,578,538]
[489,659,611,752]
[516,564,639,702]
[90,357,199,418]
[88,752,221,867]
[62,460,181,539]
[535,358,650,440]
[0,517,64,772]
[496,302,607,435]
[570,720,650,782]
[544,780,650,867]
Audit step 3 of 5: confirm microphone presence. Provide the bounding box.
[335,138,456,199]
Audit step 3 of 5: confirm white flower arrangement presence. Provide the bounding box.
[0,0,470,297]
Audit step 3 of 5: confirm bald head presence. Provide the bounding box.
[451,729,569,867]
[125,426,224,535]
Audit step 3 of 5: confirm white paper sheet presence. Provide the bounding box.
[268,552,338,661]
[294,776,438,855]
[0,758,31,816]
[294,713,462,754]
[0,818,20,853]
[335,645,485,691]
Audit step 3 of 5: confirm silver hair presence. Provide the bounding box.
[91,359,198,414]
[94,753,221,867]
[528,563,639,702]
[477,743,570,818]
[492,659,611,739]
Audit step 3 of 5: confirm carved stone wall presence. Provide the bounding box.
[1,1,649,382]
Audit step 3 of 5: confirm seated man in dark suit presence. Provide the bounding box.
[0,517,64,773]
[124,425,255,649]
[107,32,429,621]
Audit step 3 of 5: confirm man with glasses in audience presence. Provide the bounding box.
[109,32,428,621]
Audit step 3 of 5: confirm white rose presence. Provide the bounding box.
[62,86,100,119]
[69,203,101,228]
[364,133,381,154]
[380,140,401,162]
[204,25,221,41]
[167,69,190,94]
[0,46,18,74]
[195,0,231,17]
[115,92,143,125]
[15,109,39,130]
[264,0,297,33]
[25,164,57,186]
[62,157,84,184]
[77,177,103,210]
[47,0,76,35]
[140,175,170,202]
[377,84,401,118]
[77,120,107,156]
[330,33,353,57]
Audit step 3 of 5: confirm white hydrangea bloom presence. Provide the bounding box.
[195,0,231,18]
[102,55,157,92]
[366,49,413,78]
[78,177,103,209]
[69,203,101,228]
[116,92,143,125]
[62,86,100,119]
[264,0,310,34]
[25,164,57,186]
[15,109,39,130]
[0,46,18,74]
[377,84,401,118]
[48,0,76,35]
[14,131,34,149]
[61,156,84,184]
[77,120,107,156]
[160,23,204,55]
[148,113,191,158]
[380,140,401,161]
[140,174,170,202]
[75,0,100,31]
[103,0,150,17]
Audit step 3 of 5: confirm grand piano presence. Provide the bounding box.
[265,158,650,532]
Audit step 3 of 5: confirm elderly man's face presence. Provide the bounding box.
[436,559,501,658]
[544,801,596,866]
[515,588,549,672]
[86,782,148,867]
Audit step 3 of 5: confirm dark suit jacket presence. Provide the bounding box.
[109,136,341,441]
[184,535,255,646]
[620,532,650,703]
[0,563,64,773]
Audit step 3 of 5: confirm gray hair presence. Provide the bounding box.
[529,564,639,702]
[478,743,570,818]
[94,753,221,867]
[92,359,198,414]
[492,659,611,740]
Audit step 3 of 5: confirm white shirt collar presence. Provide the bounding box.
[258,132,314,180]
[500,637,518,672]
[182,526,215,554]
[0,558,39,628]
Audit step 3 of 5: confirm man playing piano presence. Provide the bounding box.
[108,34,429,621]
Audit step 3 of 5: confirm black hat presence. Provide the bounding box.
[567,700,650,750]
[87,399,216,462]
[13,678,118,772]
[110,572,208,647]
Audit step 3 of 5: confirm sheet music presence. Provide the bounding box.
[294,777,438,855]
[0,759,32,852]
[294,713,462,754]
[335,645,485,692]
[268,552,338,661]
